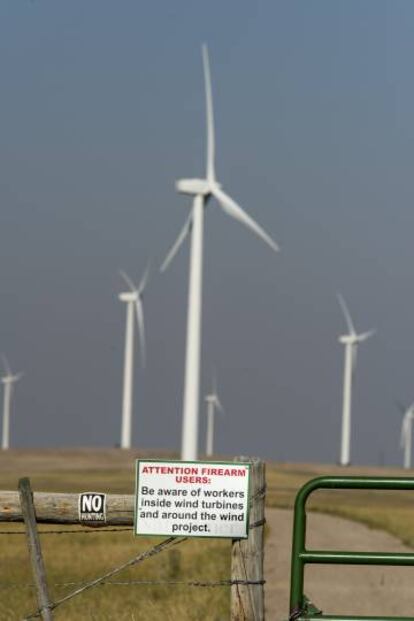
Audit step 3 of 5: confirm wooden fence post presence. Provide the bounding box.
[18,477,53,621]
[231,457,265,621]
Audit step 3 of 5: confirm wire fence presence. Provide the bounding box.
[24,536,186,620]
[0,461,266,620]
[0,579,266,590]
[0,519,265,601]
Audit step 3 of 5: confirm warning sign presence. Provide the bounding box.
[134,460,250,538]
[78,493,106,523]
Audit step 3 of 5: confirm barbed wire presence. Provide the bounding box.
[0,518,265,536]
[22,518,266,619]
[250,484,266,504]
[24,535,187,620]
[0,578,265,590]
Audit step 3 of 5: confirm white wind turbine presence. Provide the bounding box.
[337,294,374,466]
[1,355,23,451]
[118,268,148,450]
[397,401,414,469]
[205,373,224,457]
[161,45,279,461]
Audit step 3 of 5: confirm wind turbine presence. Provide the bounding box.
[1,355,23,450]
[161,44,279,461]
[397,401,414,469]
[205,373,224,457]
[118,268,148,450]
[337,294,374,466]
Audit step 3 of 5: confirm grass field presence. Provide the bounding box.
[266,461,414,548]
[1,449,413,620]
[0,449,231,621]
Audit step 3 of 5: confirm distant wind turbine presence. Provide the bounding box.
[205,373,224,457]
[161,44,279,461]
[1,355,23,451]
[337,294,374,466]
[118,268,148,450]
[397,401,414,469]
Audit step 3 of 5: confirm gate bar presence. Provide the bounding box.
[290,476,414,620]
[300,550,414,565]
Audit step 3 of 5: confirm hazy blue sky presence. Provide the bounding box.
[1,1,413,466]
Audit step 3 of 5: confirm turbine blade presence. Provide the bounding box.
[337,293,356,336]
[135,299,146,368]
[210,369,224,413]
[119,270,137,292]
[13,372,24,382]
[395,399,407,416]
[357,329,375,343]
[216,395,225,415]
[138,262,151,296]
[1,354,11,376]
[212,368,217,395]
[212,186,279,253]
[202,44,215,183]
[160,210,193,273]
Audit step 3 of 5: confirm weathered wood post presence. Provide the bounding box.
[18,477,53,621]
[231,457,265,621]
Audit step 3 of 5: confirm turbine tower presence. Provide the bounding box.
[337,294,374,466]
[161,45,279,461]
[398,401,414,469]
[118,268,148,450]
[205,373,224,457]
[1,355,23,451]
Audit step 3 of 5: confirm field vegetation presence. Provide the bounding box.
[266,461,414,548]
[0,450,413,619]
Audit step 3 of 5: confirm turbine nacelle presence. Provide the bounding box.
[119,291,139,303]
[205,394,218,404]
[176,178,221,196]
[1,374,22,385]
[338,330,375,346]
[205,391,224,414]
[0,356,22,385]
[339,335,357,345]
[337,295,375,346]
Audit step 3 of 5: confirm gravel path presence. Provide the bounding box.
[265,508,414,619]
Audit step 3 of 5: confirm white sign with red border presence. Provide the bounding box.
[135,460,250,538]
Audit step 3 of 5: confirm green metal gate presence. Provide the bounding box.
[289,476,414,621]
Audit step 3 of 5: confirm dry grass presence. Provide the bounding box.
[0,449,230,620]
[266,461,414,547]
[1,450,414,619]
[1,526,230,620]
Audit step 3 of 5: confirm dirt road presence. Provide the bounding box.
[265,508,414,619]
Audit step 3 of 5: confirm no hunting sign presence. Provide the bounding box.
[135,460,250,538]
[78,492,106,523]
